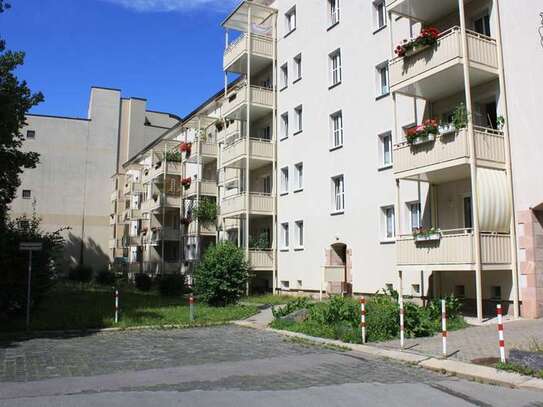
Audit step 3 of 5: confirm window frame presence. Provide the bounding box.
[376,62,390,98]
[280,222,290,250]
[373,0,387,31]
[285,6,297,36]
[280,63,289,90]
[295,220,304,249]
[280,112,289,140]
[408,202,421,231]
[293,53,302,82]
[294,105,303,134]
[328,0,340,28]
[331,174,345,214]
[280,166,289,195]
[294,162,303,192]
[328,49,342,88]
[330,110,344,149]
[378,131,393,168]
[381,205,396,241]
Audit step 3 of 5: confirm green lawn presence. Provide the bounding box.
[3,282,258,332]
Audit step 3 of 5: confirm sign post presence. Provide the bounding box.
[19,242,43,331]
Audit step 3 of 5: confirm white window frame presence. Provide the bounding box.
[373,0,387,31]
[379,131,393,168]
[328,0,340,27]
[280,166,289,195]
[408,202,421,231]
[381,205,395,240]
[281,222,290,250]
[293,54,302,82]
[294,162,303,191]
[330,110,344,149]
[329,49,342,87]
[294,105,303,134]
[376,62,389,97]
[280,63,288,90]
[280,112,289,140]
[295,220,304,249]
[285,6,296,35]
[331,175,345,214]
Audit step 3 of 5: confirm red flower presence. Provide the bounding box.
[181,177,192,186]
[180,142,192,153]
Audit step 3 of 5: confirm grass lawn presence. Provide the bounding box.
[242,294,299,305]
[2,282,258,333]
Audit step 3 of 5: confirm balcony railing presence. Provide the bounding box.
[122,235,142,247]
[124,209,142,221]
[220,192,274,217]
[187,221,216,236]
[141,261,180,275]
[224,33,274,71]
[390,27,498,96]
[223,137,274,167]
[149,161,183,180]
[222,83,274,118]
[393,126,505,178]
[144,194,182,212]
[249,250,274,270]
[185,180,217,197]
[123,181,143,196]
[397,229,511,267]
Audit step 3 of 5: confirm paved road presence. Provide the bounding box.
[1,325,543,406]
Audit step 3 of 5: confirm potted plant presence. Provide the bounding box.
[152,192,159,202]
[192,198,218,226]
[215,119,224,132]
[406,119,438,145]
[395,27,440,58]
[181,177,192,190]
[165,150,182,163]
[180,142,192,157]
[413,227,441,242]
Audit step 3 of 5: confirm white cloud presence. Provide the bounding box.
[102,0,237,13]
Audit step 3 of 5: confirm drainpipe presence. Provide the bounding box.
[271,11,278,295]
[459,0,484,321]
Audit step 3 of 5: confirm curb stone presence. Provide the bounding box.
[235,319,543,392]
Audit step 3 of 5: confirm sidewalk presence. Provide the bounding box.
[376,318,543,363]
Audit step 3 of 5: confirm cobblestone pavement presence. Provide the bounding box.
[377,318,543,363]
[1,325,543,406]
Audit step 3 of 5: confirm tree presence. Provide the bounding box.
[0,1,44,225]
[193,241,249,306]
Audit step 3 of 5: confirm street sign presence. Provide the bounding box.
[19,242,43,251]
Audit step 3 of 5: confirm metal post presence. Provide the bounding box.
[26,250,32,331]
[189,294,195,322]
[441,299,447,358]
[497,304,506,363]
[114,289,119,324]
[360,297,367,344]
[399,270,404,350]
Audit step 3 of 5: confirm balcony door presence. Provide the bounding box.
[464,196,473,229]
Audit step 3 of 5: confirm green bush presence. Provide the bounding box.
[192,198,218,226]
[95,269,116,286]
[194,241,248,306]
[272,297,312,319]
[134,273,152,292]
[68,265,93,283]
[158,273,186,297]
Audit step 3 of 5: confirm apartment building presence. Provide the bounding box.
[12,87,180,271]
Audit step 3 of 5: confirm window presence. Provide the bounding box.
[22,189,31,199]
[26,130,36,139]
[285,6,296,35]
[281,280,290,289]
[18,220,30,230]
[280,63,288,89]
[293,54,302,81]
[376,62,389,97]
[294,162,303,191]
[328,0,340,27]
[280,112,289,140]
[474,13,491,36]
[373,1,387,30]
[491,286,502,300]
[281,222,290,249]
[409,202,421,231]
[258,126,271,140]
[294,105,303,133]
[411,284,421,295]
[330,111,343,148]
[382,206,395,239]
[280,167,289,194]
[464,196,473,229]
[332,175,345,213]
[263,175,272,194]
[379,132,392,167]
[329,49,342,87]
[295,220,304,248]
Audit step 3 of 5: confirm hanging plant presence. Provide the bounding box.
[215,119,225,132]
[165,150,182,162]
[395,27,440,58]
[180,142,192,155]
[181,177,192,190]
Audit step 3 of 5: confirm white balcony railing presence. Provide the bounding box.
[185,180,217,197]
[220,193,274,217]
[224,33,274,71]
[149,161,183,180]
[249,250,274,270]
[222,83,274,118]
[223,137,274,166]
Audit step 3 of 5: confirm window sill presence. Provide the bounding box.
[328,81,342,90]
[280,136,288,142]
[280,248,290,252]
[327,21,339,32]
[293,188,303,193]
[284,28,296,39]
[380,238,396,245]
[378,164,393,172]
[293,77,302,85]
[329,144,343,152]
[293,129,303,136]
[279,86,288,92]
[373,24,387,35]
[375,92,390,101]
[330,210,344,216]
[294,247,304,251]
[280,192,289,196]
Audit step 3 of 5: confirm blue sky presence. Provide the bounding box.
[1,0,238,118]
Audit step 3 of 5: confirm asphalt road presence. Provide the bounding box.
[1,325,542,406]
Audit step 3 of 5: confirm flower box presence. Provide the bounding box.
[394,27,440,58]
[415,233,441,242]
[438,123,456,135]
[404,44,430,58]
[411,134,436,145]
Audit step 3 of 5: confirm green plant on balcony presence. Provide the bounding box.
[452,103,468,130]
[165,150,182,163]
[394,27,440,58]
[413,227,441,242]
[249,232,270,250]
[181,177,192,190]
[406,119,438,145]
[192,198,218,226]
[215,118,224,132]
[496,115,505,130]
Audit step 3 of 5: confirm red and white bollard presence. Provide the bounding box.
[399,296,405,349]
[360,297,366,344]
[497,304,506,363]
[189,294,195,322]
[441,299,447,357]
[114,289,119,324]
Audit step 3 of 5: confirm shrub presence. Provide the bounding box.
[158,273,186,297]
[68,265,93,283]
[194,241,248,306]
[272,297,312,319]
[95,269,116,286]
[192,198,218,226]
[134,273,152,292]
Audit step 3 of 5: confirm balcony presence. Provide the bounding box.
[222,83,273,120]
[389,27,498,100]
[110,191,118,202]
[109,214,117,225]
[185,142,217,164]
[224,33,274,74]
[393,127,506,181]
[397,229,512,270]
[223,137,274,168]
[123,209,142,222]
[220,193,274,218]
[122,235,142,247]
[149,161,183,180]
[187,221,217,237]
[185,180,217,198]
[248,250,274,271]
[219,168,239,185]
[144,194,182,213]
[123,181,143,196]
[144,227,181,245]
[387,0,459,22]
